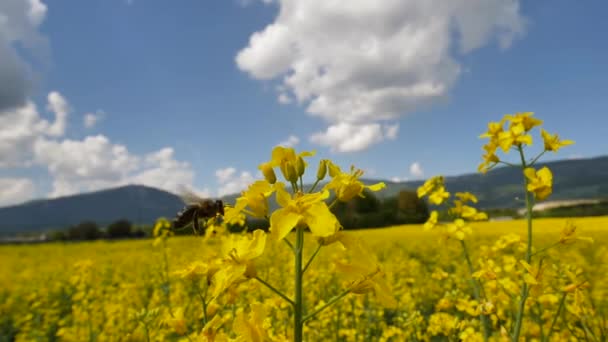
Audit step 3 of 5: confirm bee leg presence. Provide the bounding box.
[192,211,200,236]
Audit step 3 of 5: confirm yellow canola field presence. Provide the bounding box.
[1,216,606,341]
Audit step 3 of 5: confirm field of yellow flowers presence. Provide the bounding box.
[2,112,606,341]
[0,217,606,341]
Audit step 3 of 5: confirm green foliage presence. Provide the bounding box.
[332,189,429,229]
[67,221,101,241]
[533,201,608,218]
[106,219,133,239]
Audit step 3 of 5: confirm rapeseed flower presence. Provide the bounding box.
[323,162,385,202]
[524,167,553,200]
[269,183,339,241]
[541,129,573,152]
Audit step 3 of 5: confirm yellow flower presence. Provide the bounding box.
[324,162,385,202]
[478,143,500,173]
[497,123,533,152]
[163,307,188,335]
[269,183,340,241]
[559,221,593,244]
[417,176,444,198]
[199,315,227,342]
[232,303,271,342]
[428,186,450,205]
[264,146,315,182]
[504,112,543,132]
[226,180,275,221]
[520,260,543,287]
[455,192,478,204]
[541,129,574,152]
[212,230,267,298]
[258,162,276,184]
[479,121,504,140]
[446,219,472,240]
[424,211,439,230]
[334,239,397,308]
[173,261,217,283]
[524,167,553,200]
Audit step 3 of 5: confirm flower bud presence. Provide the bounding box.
[296,156,306,177]
[259,162,276,184]
[283,161,298,183]
[316,159,327,180]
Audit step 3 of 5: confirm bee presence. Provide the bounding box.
[173,191,225,235]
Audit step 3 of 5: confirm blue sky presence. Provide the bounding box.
[1,0,607,206]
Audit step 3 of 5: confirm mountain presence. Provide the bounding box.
[0,185,185,235]
[366,156,608,208]
[1,156,607,234]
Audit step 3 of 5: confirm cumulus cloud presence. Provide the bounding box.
[309,122,398,152]
[277,134,299,147]
[390,176,408,183]
[0,178,35,206]
[0,0,49,112]
[409,161,424,178]
[216,168,256,197]
[84,110,104,128]
[0,92,68,168]
[0,93,198,202]
[237,0,525,151]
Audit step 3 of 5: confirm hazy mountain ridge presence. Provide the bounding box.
[1,156,606,234]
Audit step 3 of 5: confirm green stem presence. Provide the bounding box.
[529,150,546,166]
[302,243,322,274]
[284,238,295,254]
[460,240,490,341]
[294,226,304,342]
[195,283,209,325]
[308,179,320,193]
[513,145,535,342]
[531,242,561,257]
[300,176,304,193]
[254,276,295,307]
[302,288,351,323]
[544,292,567,342]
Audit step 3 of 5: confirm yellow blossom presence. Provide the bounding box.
[212,230,267,298]
[269,183,340,241]
[324,162,385,202]
[232,303,271,342]
[424,211,439,230]
[264,146,315,182]
[541,129,574,152]
[524,167,553,200]
[334,239,397,308]
[446,219,472,240]
[226,180,275,221]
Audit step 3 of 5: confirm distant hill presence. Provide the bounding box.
[1,156,607,234]
[367,156,608,208]
[0,185,185,235]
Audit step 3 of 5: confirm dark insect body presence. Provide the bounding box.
[173,198,224,235]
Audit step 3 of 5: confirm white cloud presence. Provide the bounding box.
[0,0,49,112]
[309,122,398,152]
[0,93,198,201]
[45,91,69,136]
[215,167,237,184]
[277,93,292,104]
[84,110,104,128]
[216,169,256,197]
[0,178,35,207]
[0,92,69,168]
[409,161,424,178]
[391,176,408,183]
[277,134,299,147]
[33,136,197,198]
[237,0,525,151]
